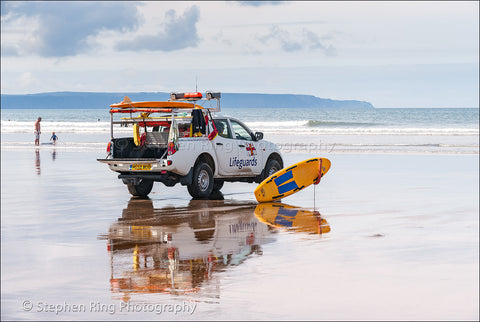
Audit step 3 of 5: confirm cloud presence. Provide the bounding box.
[213,31,233,46]
[19,72,35,87]
[302,29,337,56]
[115,6,200,52]
[1,1,10,16]
[258,25,337,56]
[0,44,20,56]
[258,25,300,52]
[1,1,141,57]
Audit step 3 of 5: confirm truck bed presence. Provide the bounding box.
[112,137,167,159]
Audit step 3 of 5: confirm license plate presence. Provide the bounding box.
[129,164,152,171]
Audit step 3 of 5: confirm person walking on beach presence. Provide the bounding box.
[50,131,58,145]
[34,117,42,146]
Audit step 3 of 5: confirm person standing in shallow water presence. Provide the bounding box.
[34,117,42,146]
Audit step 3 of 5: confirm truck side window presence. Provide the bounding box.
[214,119,232,139]
[230,120,253,141]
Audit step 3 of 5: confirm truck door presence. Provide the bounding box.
[230,119,264,175]
[211,119,239,176]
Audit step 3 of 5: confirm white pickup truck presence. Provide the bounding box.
[97,92,283,198]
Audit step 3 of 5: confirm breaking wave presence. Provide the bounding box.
[306,120,379,127]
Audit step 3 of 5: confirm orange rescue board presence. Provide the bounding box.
[110,101,199,109]
[254,157,331,202]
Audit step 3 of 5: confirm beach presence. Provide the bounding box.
[1,143,478,320]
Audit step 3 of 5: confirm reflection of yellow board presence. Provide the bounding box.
[254,202,330,235]
[254,157,331,202]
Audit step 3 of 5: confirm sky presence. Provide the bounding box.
[1,1,478,108]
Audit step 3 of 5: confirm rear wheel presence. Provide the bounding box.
[187,162,214,199]
[127,179,154,197]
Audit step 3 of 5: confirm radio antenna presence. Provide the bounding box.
[195,76,198,92]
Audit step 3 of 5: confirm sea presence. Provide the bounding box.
[1,107,478,154]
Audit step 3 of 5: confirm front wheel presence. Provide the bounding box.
[213,179,224,191]
[187,162,214,199]
[126,179,154,197]
[263,159,282,180]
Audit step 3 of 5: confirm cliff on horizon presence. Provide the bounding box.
[0,91,375,109]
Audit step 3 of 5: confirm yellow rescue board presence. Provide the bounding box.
[254,202,330,235]
[254,157,331,202]
[110,101,199,109]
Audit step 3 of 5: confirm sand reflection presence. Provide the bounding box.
[34,149,41,175]
[102,198,275,300]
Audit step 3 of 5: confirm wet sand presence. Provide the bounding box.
[1,146,479,320]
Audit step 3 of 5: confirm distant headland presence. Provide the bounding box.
[0,91,375,109]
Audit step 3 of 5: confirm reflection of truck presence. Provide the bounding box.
[101,198,275,298]
[97,92,283,198]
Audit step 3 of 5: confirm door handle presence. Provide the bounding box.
[238,144,245,147]
[216,142,223,146]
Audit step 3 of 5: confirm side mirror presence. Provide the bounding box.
[255,132,263,141]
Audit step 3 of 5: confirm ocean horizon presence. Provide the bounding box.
[1,107,478,155]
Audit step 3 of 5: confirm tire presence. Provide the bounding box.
[263,159,282,180]
[213,179,224,191]
[187,162,214,199]
[127,179,154,198]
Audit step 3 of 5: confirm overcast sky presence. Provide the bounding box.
[1,1,478,107]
